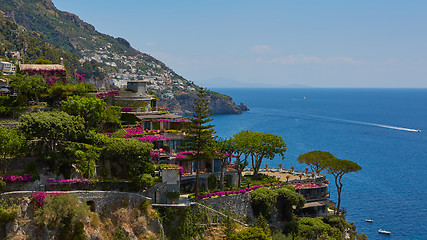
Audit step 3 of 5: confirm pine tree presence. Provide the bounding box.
[183,88,215,195]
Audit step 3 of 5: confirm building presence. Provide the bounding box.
[19,62,66,84]
[0,62,16,75]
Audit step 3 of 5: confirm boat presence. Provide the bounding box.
[416,129,421,132]
[365,219,373,222]
[378,229,391,235]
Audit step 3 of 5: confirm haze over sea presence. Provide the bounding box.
[211,88,427,240]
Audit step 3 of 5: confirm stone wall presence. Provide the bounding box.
[200,193,254,220]
[0,190,150,214]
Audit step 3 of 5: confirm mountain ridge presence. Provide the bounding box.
[0,0,248,114]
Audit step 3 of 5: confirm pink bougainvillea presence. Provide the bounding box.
[31,192,68,207]
[76,74,85,82]
[1,174,32,183]
[46,178,91,183]
[137,135,170,142]
[95,90,119,99]
[122,107,133,112]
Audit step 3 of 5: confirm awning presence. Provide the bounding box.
[136,113,184,120]
[302,200,332,208]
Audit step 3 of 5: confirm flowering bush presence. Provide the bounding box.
[195,182,292,200]
[1,174,32,183]
[194,182,324,200]
[157,118,170,122]
[175,151,196,160]
[294,183,323,189]
[137,135,170,142]
[46,178,91,183]
[150,149,165,162]
[122,107,133,112]
[31,192,68,207]
[95,90,119,99]
[75,74,85,82]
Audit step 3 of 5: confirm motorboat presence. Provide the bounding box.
[378,229,391,235]
[416,129,421,132]
[365,219,373,223]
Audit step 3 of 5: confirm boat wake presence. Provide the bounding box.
[305,114,421,132]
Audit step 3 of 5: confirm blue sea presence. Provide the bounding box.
[210,88,427,240]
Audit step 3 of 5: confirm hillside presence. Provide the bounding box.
[0,0,248,114]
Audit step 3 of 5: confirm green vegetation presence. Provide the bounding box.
[230,130,287,176]
[19,110,85,152]
[158,206,210,240]
[34,194,90,240]
[297,150,336,175]
[182,88,215,195]
[0,126,25,172]
[231,227,269,240]
[0,203,17,224]
[251,185,305,220]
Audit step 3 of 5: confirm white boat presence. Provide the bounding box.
[378,229,391,235]
[416,129,421,132]
[365,219,373,222]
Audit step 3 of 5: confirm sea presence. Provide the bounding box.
[210,88,427,240]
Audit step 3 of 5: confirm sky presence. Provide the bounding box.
[52,0,427,88]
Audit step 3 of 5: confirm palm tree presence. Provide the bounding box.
[291,166,295,172]
[286,175,290,182]
[299,174,303,180]
[305,168,309,174]
[279,163,283,170]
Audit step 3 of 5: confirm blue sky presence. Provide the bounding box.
[52,0,427,88]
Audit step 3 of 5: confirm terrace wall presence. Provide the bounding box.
[200,192,254,219]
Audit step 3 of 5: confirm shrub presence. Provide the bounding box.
[0,203,17,224]
[231,227,269,240]
[133,174,154,191]
[113,227,129,240]
[250,187,278,219]
[24,162,40,180]
[0,177,5,190]
[222,215,237,240]
[207,174,218,191]
[34,194,89,239]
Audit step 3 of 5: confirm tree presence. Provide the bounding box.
[323,158,362,212]
[0,127,25,172]
[248,131,287,176]
[182,88,215,195]
[297,150,336,174]
[213,138,234,190]
[229,131,252,188]
[19,111,84,152]
[10,74,47,103]
[103,137,154,178]
[61,95,107,133]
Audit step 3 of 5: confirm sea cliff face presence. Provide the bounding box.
[163,91,249,115]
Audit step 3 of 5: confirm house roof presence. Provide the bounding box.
[19,64,65,71]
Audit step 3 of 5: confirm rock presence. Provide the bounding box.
[238,102,249,112]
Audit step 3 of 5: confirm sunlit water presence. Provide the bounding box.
[211,88,427,240]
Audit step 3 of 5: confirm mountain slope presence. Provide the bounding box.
[0,0,248,114]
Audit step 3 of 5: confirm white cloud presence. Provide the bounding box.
[251,45,274,54]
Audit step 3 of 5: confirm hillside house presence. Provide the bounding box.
[19,62,66,84]
[0,61,16,75]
